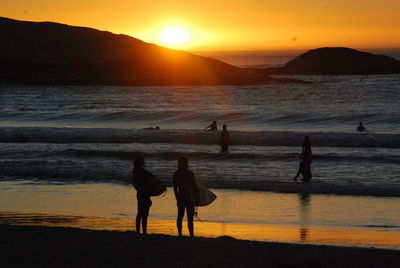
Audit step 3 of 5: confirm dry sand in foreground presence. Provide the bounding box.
[1,224,399,268]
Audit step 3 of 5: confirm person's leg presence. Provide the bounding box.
[136,200,143,233]
[306,167,312,182]
[293,162,302,181]
[142,204,150,234]
[301,163,312,182]
[221,144,228,152]
[135,214,141,233]
[177,203,185,236]
[186,204,195,237]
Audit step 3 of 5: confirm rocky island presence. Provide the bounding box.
[254,47,400,75]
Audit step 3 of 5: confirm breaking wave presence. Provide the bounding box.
[1,127,400,148]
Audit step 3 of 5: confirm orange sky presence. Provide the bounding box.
[2,0,400,50]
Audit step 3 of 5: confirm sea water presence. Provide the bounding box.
[1,75,400,196]
[0,52,400,247]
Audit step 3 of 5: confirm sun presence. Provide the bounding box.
[159,27,191,45]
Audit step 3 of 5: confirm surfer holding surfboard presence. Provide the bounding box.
[173,157,217,237]
[173,157,199,237]
[132,155,159,234]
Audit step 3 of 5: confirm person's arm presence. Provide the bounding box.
[132,169,139,189]
[190,171,200,204]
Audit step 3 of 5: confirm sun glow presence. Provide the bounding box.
[135,20,213,49]
[159,27,191,45]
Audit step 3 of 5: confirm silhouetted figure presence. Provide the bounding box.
[173,157,199,237]
[204,121,218,131]
[356,121,366,132]
[143,126,160,130]
[293,136,312,182]
[132,155,154,234]
[219,124,231,152]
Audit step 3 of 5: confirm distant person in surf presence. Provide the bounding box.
[356,121,367,132]
[293,136,312,182]
[204,120,218,131]
[173,157,199,237]
[143,126,160,130]
[132,154,154,234]
[219,124,231,152]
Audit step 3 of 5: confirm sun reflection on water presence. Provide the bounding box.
[0,181,400,249]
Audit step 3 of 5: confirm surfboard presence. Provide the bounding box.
[145,177,167,196]
[195,184,217,207]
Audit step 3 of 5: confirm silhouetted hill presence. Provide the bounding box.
[253,47,400,75]
[284,47,400,74]
[0,17,283,85]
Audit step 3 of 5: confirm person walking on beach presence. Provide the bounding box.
[219,124,231,152]
[173,157,199,237]
[204,120,218,131]
[293,136,313,182]
[356,121,367,132]
[132,154,154,234]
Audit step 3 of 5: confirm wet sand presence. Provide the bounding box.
[1,181,400,250]
[2,212,400,250]
[2,224,399,267]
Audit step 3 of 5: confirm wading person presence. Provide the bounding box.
[219,124,231,152]
[293,136,313,182]
[173,157,199,237]
[132,154,154,234]
[204,120,218,131]
[356,121,367,132]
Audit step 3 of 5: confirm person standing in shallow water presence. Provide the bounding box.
[219,124,231,152]
[293,136,313,182]
[204,120,218,131]
[132,155,154,234]
[356,121,367,132]
[173,157,199,237]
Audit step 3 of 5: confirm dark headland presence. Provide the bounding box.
[2,224,400,267]
[252,47,400,75]
[0,17,302,86]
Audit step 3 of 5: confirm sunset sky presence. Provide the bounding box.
[2,0,400,50]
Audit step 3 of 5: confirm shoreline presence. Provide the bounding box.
[1,212,400,250]
[2,224,399,267]
[1,180,400,251]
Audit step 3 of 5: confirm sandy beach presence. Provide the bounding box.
[2,224,399,267]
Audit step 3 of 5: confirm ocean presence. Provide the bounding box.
[1,51,400,248]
